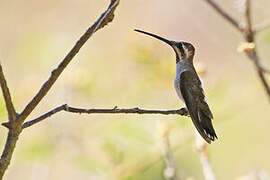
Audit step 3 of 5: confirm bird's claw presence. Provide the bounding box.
[180,107,189,116]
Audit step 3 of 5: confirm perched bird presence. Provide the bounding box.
[134,29,217,143]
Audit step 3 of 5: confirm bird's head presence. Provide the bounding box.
[134,29,195,63]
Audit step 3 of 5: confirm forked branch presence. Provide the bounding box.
[0,64,16,122]
[17,0,120,124]
[202,0,270,101]
[0,0,120,179]
[22,105,188,129]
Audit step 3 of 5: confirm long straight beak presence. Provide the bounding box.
[134,29,173,47]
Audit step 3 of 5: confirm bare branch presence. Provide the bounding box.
[0,128,21,179]
[162,137,179,180]
[202,0,244,32]
[66,106,188,115]
[196,133,216,180]
[241,0,270,100]
[0,0,121,179]
[245,50,270,99]
[158,120,179,180]
[244,0,253,42]
[22,105,188,129]
[17,0,120,124]
[21,104,67,129]
[0,63,16,122]
[202,0,270,101]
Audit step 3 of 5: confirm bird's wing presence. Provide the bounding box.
[180,71,217,143]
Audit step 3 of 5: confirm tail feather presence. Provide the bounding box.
[198,110,217,142]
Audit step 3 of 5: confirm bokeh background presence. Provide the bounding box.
[1,0,270,179]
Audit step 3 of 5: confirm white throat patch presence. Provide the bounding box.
[183,45,191,58]
[172,45,182,58]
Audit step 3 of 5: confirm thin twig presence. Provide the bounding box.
[202,0,270,101]
[202,0,244,32]
[17,0,120,124]
[22,105,188,129]
[196,133,216,180]
[158,120,179,180]
[245,50,270,98]
[0,63,16,122]
[244,0,253,42]
[161,137,179,180]
[242,0,270,99]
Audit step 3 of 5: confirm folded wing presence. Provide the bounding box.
[180,71,217,143]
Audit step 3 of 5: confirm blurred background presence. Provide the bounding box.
[0,0,270,179]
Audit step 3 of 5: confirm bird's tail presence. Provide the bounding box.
[197,110,217,143]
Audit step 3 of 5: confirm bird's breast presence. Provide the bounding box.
[174,75,184,102]
[174,62,185,102]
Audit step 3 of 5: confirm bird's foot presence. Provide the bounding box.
[179,107,190,116]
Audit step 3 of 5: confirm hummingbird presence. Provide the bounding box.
[134,29,217,143]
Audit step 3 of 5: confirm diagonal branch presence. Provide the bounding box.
[22,105,188,129]
[0,63,16,122]
[202,0,244,32]
[0,1,121,179]
[17,0,120,124]
[245,50,270,98]
[242,0,270,100]
[202,0,270,101]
